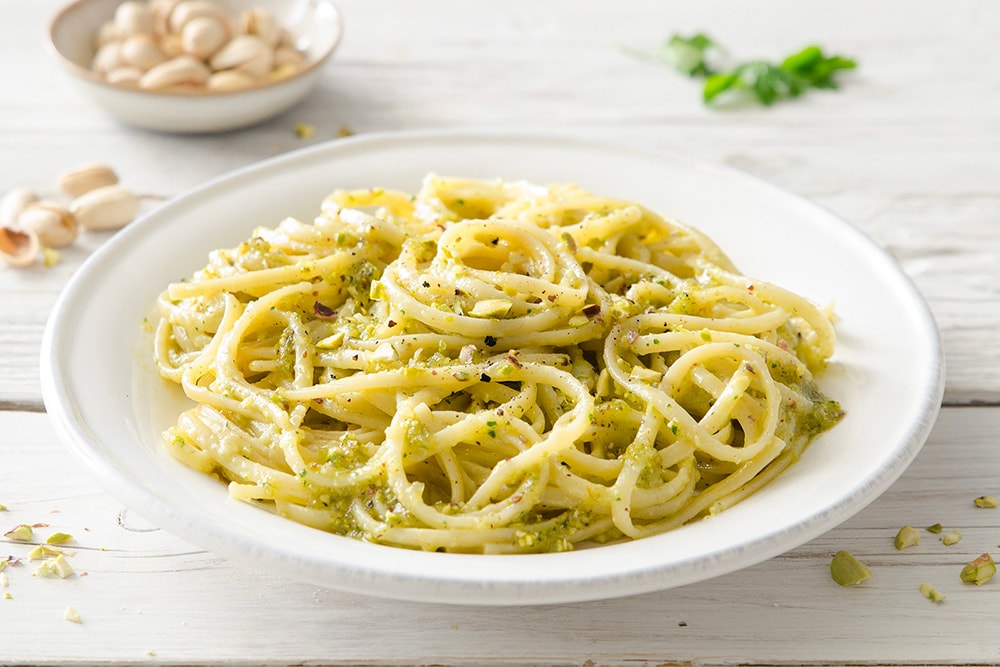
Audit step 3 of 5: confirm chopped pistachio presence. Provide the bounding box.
[469,299,513,318]
[336,125,354,138]
[974,495,998,509]
[45,532,74,545]
[3,524,33,542]
[64,606,82,623]
[942,530,962,546]
[0,571,7,588]
[32,554,74,579]
[830,550,872,586]
[919,583,945,603]
[27,544,64,561]
[894,525,920,550]
[294,123,316,139]
[4,592,11,600]
[0,503,7,511]
[0,559,6,573]
[925,523,943,534]
[42,247,60,267]
[960,553,996,586]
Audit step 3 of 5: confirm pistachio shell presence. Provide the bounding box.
[106,66,145,85]
[121,34,166,71]
[150,0,184,35]
[0,187,39,227]
[114,1,154,37]
[274,46,304,69]
[206,69,256,91]
[0,227,39,267]
[16,203,79,248]
[159,33,184,59]
[70,185,140,231]
[210,34,270,72]
[92,41,125,75]
[57,162,120,197]
[181,16,229,60]
[96,21,121,48]
[169,0,230,34]
[138,55,211,90]
[240,8,282,47]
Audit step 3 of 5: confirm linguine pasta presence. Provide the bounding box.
[153,174,842,553]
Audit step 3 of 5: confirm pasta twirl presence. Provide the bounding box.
[153,174,843,553]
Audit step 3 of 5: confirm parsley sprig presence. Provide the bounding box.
[659,34,857,106]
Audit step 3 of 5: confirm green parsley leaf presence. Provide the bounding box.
[659,33,720,77]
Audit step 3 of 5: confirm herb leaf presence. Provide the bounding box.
[659,33,720,77]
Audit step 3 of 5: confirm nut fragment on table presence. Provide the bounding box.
[90,1,307,92]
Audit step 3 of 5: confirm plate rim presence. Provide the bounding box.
[39,128,945,604]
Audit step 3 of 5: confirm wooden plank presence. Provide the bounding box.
[2,406,999,665]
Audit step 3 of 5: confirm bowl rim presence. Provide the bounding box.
[46,0,343,98]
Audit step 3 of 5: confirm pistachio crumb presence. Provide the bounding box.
[294,123,316,139]
[894,525,920,550]
[42,247,60,267]
[3,524,33,542]
[941,530,962,546]
[4,592,11,599]
[32,554,74,579]
[46,532,74,545]
[919,583,945,603]
[830,550,872,586]
[974,495,998,509]
[64,606,82,624]
[925,523,943,534]
[0,572,8,588]
[0,503,7,511]
[27,544,64,561]
[960,553,996,586]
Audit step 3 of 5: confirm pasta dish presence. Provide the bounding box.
[153,175,842,553]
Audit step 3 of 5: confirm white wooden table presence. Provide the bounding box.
[3,1,999,664]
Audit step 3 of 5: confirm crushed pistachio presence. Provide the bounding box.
[294,123,316,139]
[919,583,945,603]
[336,125,354,138]
[28,544,65,561]
[894,525,920,550]
[3,524,33,542]
[941,530,962,546]
[32,554,74,579]
[4,592,11,599]
[960,553,996,586]
[974,495,998,508]
[0,560,6,573]
[830,550,872,586]
[470,299,513,318]
[0,503,7,511]
[45,532,74,545]
[925,523,943,534]
[64,606,82,624]
[42,247,60,267]
[0,571,8,588]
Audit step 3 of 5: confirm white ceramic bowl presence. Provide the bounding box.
[47,0,342,133]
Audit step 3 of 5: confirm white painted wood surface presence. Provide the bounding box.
[1,0,998,664]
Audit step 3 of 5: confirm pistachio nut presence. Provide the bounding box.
[57,162,120,197]
[114,1,155,37]
[0,227,39,267]
[138,54,211,90]
[69,185,140,231]
[17,203,79,248]
[181,15,229,60]
[121,33,166,71]
[0,187,39,227]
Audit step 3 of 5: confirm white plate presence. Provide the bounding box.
[40,131,944,605]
